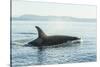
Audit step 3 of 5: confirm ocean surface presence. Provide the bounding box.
[11,20,96,67]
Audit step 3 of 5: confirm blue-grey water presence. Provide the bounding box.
[11,20,96,67]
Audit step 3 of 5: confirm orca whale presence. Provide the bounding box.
[25,26,80,47]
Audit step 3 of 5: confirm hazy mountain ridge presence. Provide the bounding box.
[12,15,96,22]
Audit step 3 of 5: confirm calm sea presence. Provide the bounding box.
[11,20,96,67]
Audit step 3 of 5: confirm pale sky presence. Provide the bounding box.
[12,0,96,18]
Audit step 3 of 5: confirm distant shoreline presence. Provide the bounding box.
[11,15,96,22]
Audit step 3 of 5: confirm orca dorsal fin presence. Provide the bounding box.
[35,26,47,38]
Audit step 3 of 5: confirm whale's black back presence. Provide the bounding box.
[41,35,79,45]
[27,26,80,46]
